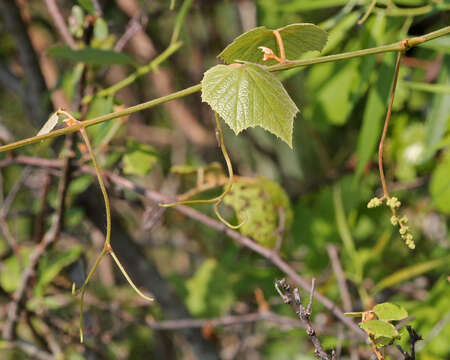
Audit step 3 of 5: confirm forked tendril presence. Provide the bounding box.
[160,112,245,229]
[59,111,153,343]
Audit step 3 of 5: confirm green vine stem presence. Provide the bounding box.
[82,41,183,104]
[160,112,245,229]
[358,0,377,25]
[59,111,153,343]
[0,26,448,155]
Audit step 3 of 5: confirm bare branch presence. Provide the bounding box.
[115,11,148,52]
[146,311,312,331]
[396,326,422,360]
[0,155,366,339]
[4,339,53,360]
[44,0,77,49]
[326,245,352,313]
[275,279,336,360]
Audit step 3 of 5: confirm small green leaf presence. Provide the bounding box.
[223,177,292,248]
[48,45,134,65]
[373,303,408,321]
[0,248,31,293]
[360,320,398,339]
[123,141,158,176]
[35,248,83,296]
[202,64,298,147]
[93,18,108,41]
[219,23,327,65]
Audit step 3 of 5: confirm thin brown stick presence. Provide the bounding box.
[44,0,77,49]
[0,155,366,339]
[146,311,312,331]
[327,245,352,313]
[114,11,148,51]
[4,339,53,360]
[275,279,336,360]
[378,50,404,199]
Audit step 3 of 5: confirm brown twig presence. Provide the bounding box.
[3,339,53,360]
[275,279,336,360]
[396,326,422,360]
[326,245,352,313]
[378,50,404,199]
[114,10,148,52]
[146,311,315,331]
[33,172,52,243]
[326,246,360,360]
[44,0,77,49]
[0,154,366,339]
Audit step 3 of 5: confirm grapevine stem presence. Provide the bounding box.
[378,49,403,199]
[0,27,448,154]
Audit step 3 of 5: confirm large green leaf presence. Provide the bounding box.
[218,24,327,65]
[223,177,292,248]
[373,303,408,321]
[48,45,134,65]
[201,64,299,147]
[360,320,398,339]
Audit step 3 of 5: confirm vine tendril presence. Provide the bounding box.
[160,112,245,229]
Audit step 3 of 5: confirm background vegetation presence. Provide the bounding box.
[0,0,448,359]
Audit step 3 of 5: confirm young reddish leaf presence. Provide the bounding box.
[218,24,327,65]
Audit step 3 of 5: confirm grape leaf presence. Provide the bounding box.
[201,64,298,147]
[360,320,398,339]
[218,23,327,65]
[373,303,408,321]
[48,45,135,65]
[223,177,293,248]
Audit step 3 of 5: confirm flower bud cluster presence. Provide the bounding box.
[368,197,415,249]
[367,197,383,208]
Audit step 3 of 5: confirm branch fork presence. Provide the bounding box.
[275,279,336,360]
